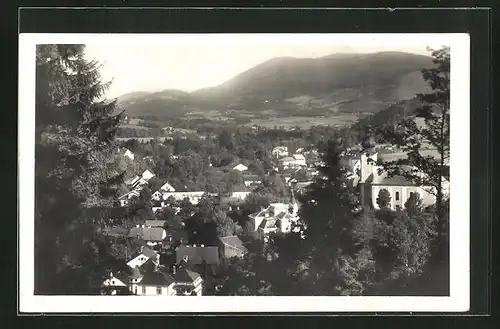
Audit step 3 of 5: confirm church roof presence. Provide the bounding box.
[374,175,416,186]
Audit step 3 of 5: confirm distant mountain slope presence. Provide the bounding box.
[194,51,432,100]
[117,51,434,119]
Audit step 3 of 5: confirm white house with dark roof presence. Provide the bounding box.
[358,151,437,210]
[248,202,299,239]
[126,246,160,269]
[126,261,177,296]
[171,264,203,296]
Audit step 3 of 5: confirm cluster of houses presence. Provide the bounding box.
[101,219,249,296]
[102,196,302,296]
[108,138,451,297]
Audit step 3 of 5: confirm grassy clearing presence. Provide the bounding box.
[246,115,358,128]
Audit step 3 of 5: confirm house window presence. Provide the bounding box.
[395,192,400,201]
[156,286,162,295]
[142,286,146,294]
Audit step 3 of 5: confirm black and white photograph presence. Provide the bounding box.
[18,33,470,313]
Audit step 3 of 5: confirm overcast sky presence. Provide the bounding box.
[83,35,444,99]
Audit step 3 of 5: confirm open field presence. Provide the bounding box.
[245,115,359,128]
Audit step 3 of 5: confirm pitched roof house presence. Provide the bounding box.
[159,182,176,192]
[232,164,248,172]
[171,265,203,296]
[126,246,160,269]
[248,202,299,237]
[128,226,167,246]
[219,236,248,259]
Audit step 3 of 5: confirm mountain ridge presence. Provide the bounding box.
[115,51,434,119]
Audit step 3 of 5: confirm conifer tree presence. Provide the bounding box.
[35,44,124,294]
[291,139,362,294]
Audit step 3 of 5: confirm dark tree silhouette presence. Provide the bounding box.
[376,189,392,209]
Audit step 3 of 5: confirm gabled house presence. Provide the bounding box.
[171,264,203,296]
[280,154,307,168]
[126,246,160,269]
[151,190,163,201]
[232,164,248,172]
[248,202,299,238]
[219,236,248,259]
[159,182,176,192]
[127,261,177,296]
[101,272,131,295]
[128,225,167,247]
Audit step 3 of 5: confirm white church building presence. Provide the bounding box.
[357,151,440,210]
